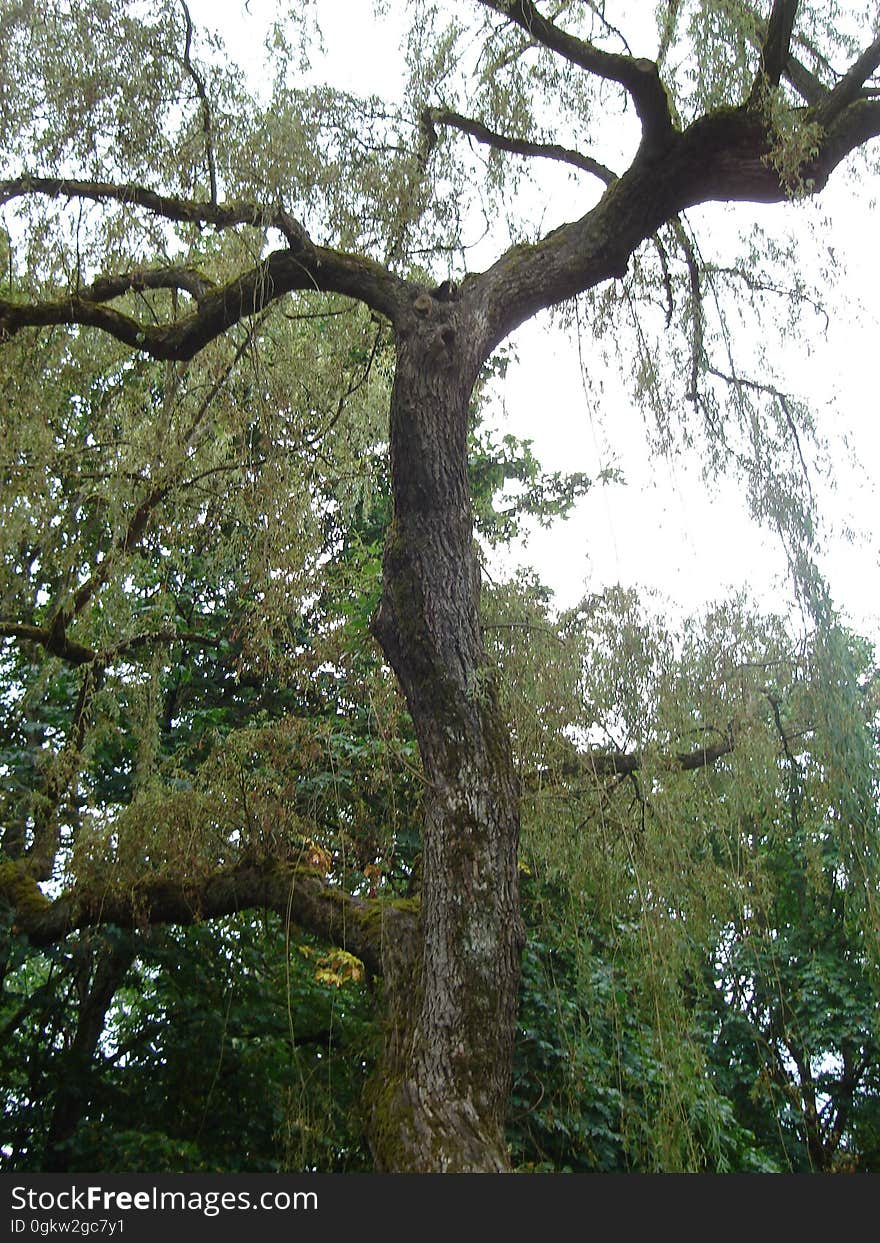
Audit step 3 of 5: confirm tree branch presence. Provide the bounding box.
[0,244,408,357]
[466,95,880,359]
[102,628,222,662]
[671,217,704,401]
[811,32,880,127]
[0,175,269,229]
[806,97,880,186]
[743,12,851,106]
[45,932,136,1171]
[423,106,617,184]
[0,173,409,341]
[753,0,800,92]
[81,266,216,305]
[523,728,735,787]
[178,0,218,206]
[566,729,735,779]
[42,480,171,633]
[579,0,633,56]
[783,51,826,105]
[25,662,103,881]
[7,860,419,979]
[480,0,674,153]
[0,621,95,666]
[0,619,222,667]
[705,363,812,490]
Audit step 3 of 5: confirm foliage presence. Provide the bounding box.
[0,918,376,1172]
[494,585,880,1171]
[3,563,880,1169]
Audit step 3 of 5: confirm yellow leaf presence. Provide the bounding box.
[312,949,365,988]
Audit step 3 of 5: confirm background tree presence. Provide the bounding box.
[496,586,880,1171]
[5,571,877,1172]
[1,0,879,1171]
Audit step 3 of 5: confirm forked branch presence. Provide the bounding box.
[0,244,408,358]
[811,32,880,126]
[480,0,675,152]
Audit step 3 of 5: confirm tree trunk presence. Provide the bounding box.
[368,294,524,1171]
[44,934,134,1171]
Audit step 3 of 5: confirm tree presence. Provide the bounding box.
[1,0,879,1171]
[5,576,878,1172]
[497,587,880,1171]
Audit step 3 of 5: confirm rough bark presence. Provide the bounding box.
[368,290,524,1171]
[3,859,416,981]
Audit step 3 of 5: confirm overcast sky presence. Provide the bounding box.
[496,185,879,634]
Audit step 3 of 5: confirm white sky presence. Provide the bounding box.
[497,183,880,636]
[188,0,880,641]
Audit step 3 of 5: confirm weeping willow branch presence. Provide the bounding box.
[522,728,736,788]
[811,33,880,127]
[80,266,216,305]
[751,0,800,97]
[177,0,218,207]
[0,622,95,666]
[0,175,270,229]
[0,620,224,668]
[784,55,826,105]
[422,107,617,184]
[5,859,418,978]
[24,662,103,881]
[479,0,675,153]
[0,180,410,353]
[705,363,813,495]
[670,217,704,401]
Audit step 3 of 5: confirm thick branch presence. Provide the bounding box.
[811,32,880,127]
[755,0,800,90]
[809,97,880,179]
[423,107,616,184]
[480,0,674,152]
[81,266,216,305]
[0,173,409,344]
[557,730,735,781]
[0,621,96,666]
[466,96,880,358]
[8,861,418,978]
[1,244,408,357]
[745,18,878,110]
[744,14,835,105]
[783,53,828,105]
